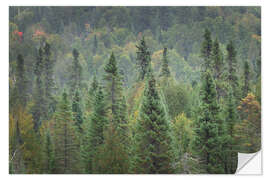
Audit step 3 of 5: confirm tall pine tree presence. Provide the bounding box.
[136,37,151,80]
[201,29,212,71]
[53,92,80,173]
[193,70,224,173]
[160,47,170,77]
[134,67,175,174]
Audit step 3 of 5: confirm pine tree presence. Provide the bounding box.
[72,90,84,132]
[226,41,240,100]
[53,92,80,173]
[223,87,238,173]
[42,130,55,173]
[134,67,175,174]
[212,38,223,80]
[160,47,170,77]
[43,42,56,118]
[136,37,151,80]
[242,61,251,98]
[104,52,122,123]
[70,48,82,94]
[14,54,27,107]
[81,86,107,173]
[201,29,212,71]
[103,52,130,173]
[211,38,224,99]
[193,70,224,173]
[32,46,46,132]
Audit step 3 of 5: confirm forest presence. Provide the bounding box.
[9,6,261,174]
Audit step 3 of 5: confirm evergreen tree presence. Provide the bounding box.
[86,74,98,113]
[201,29,212,71]
[134,67,175,174]
[226,41,240,100]
[136,37,151,80]
[70,49,82,94]
[43,42,56,118]
[104,52,122,123]
[212,38,223,80]
[81,86,107,173]
[211,38,224,99]
[72,90,84,132]
[14,54,27,107]
[193,70,224,173]
[160,47,170,77]
[32,46,45,132]
[242,61,251,98]
[53,92,80,173]
[103,52,130,172]
[42,130,55,173]
[223,87,238,173]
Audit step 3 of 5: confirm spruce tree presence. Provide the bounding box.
[43,42,56,118]
[42,130,55,173]
[134,67,175,174]
[32,47,45,132]
[86,74,98,113]
[103,52,130,172]
[104,52,122,123]
[81,86,107,173]
[226,41,240,100]
[136,37,151,80]
[72,90,84,132]
[212,38,224,99]
[201,29,212,71]
[53,92,80,173]
[242,61,251,98]
[223,87,238,173]
[193,70,224,173]
[14,54,27,106]
[160,47,170,77]
[70,48,82,94]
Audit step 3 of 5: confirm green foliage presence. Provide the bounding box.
[133,68,175,173]
[53,92,80,173]
[160,47,170,77]
[136,37,151,80]
[192,71,224,173]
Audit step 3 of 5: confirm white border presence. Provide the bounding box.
[1,0,269,180]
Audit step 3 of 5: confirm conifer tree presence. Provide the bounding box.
[72,90,84,132]
[226,41,240,100]
[42,130,55,173]
[193,70,224,173]
[134,67,175,174]
[32,47,45,132]
[136,37,151,80]
[103,52,130,172]
[104,52,122,123]
[211,38,224,99]
[70,49,82,94]
[86,74,98,113]
[201,29,212,71]
[53,92,80,173]
[81,86,107,173]
[223,87,238,173]
[43,42,56,118]
[242,61,251,98]
[212,38,223,80]
[160,47,170,77]
[14,54,27,107]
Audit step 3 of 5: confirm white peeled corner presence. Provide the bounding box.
[236,150,262,174]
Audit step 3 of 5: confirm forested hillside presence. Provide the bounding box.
[9,7,261,174]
